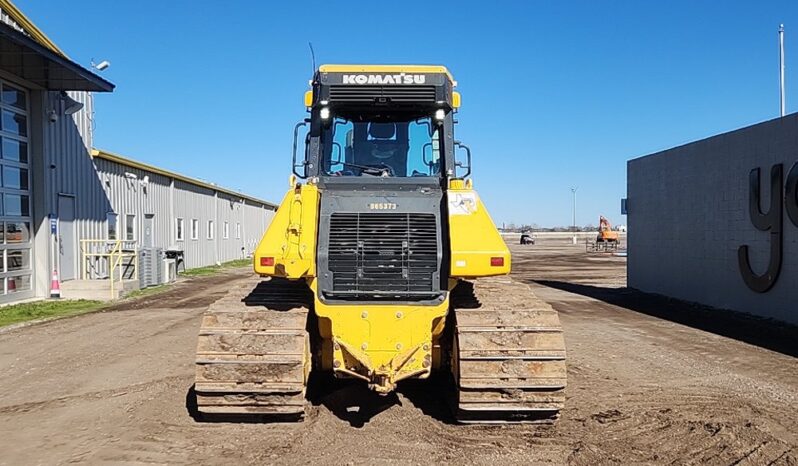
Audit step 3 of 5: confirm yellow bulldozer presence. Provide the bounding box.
[194,65,566,423]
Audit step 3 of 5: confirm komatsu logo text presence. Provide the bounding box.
[343,74,426,85]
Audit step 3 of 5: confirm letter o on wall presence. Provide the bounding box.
[787,161,798,227]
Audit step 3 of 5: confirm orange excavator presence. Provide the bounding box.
[596,216,619,243]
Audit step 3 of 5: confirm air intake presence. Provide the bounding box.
[327,212,439,299]
[328,85,437,104]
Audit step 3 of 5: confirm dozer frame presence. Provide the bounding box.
[194,65,566,423]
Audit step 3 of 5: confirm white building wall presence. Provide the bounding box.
[37,91,112,292]
[242,200,270,256]
[49,92,109,237]
[173,180,216,269]
[29,88,274,290]
[92,158,172,247]
[216,193,242,262]
[2,5,275,303]
[83,165,275,271]
[6,81,274,301]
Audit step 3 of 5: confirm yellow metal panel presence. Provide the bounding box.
[311,277,449,390]
[452,91,461,108]
[447,183,511,278]
[319,64,455,83]
[253,183,319,278]
[304,90,313,107]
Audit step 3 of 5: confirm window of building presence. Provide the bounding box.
[7,249,30,271]
[125,214,135,241]
[1,84,26,110]
[176,217,184,241]
[223,222,229,239]
[191,219,199,240]
[207,220,214,239]
[235,222,241,239]
[107,212,118,240]
[0,80,32,299]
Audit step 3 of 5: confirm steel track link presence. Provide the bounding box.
[194,277,312,418]
[451,277,567,424]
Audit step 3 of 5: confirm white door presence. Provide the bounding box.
[143,214,154,248]
[58,196,76,281]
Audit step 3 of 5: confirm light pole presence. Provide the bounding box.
[570,187,578,244]
[780,24,786,117]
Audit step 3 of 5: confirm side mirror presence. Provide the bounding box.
[292,119,310,178]
[332,142,343,165]
[454,141,472,179]
[422,142,432,165]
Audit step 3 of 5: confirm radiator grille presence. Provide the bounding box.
[328,85,437,103]
[327,213,438,297]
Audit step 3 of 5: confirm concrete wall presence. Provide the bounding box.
[627,114,798,324]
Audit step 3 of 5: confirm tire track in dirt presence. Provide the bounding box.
[1,247,796,465]
[0,375,186,415]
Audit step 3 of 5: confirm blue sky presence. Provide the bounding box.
[16,1,798,227]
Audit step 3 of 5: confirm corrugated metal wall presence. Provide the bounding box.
[92,157,172,246]
[173,180,217,268]
[45,91,111,248]
[94,159,274,270]
[39,90,274,277]
[212,195,272,262]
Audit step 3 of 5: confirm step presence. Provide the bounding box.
[60,279,140,301]
[60,289,121,302]
[61,279,140,291]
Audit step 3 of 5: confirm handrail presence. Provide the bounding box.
[79,239,138,299]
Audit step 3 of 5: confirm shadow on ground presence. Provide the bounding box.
[185,384,303,424]
[309,380,399,427]
[185,375,461,427]
[534,280,798,358]
[397,378,458,425]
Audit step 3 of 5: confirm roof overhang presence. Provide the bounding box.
[0,21,114,92]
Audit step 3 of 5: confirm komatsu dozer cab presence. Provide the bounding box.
[194,65,566,423]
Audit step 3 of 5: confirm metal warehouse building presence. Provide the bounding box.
[87,149,275,273]
[0,1,274,303]
[627,114,798,325]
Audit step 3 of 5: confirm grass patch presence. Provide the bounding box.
[180,258,251,277]
[0,299,105,327]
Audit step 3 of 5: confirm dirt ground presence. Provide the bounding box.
[0,241,796,465]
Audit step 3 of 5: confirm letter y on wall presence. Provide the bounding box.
[786,162,798,226]
[738,164,783,293]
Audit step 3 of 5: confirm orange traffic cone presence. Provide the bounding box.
[50,270,61,298]
[7,277,15,293]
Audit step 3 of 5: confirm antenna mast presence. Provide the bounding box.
[780,24,786,117]
[308,42,317,77]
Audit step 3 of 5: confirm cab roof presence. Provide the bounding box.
[318,64,455,84]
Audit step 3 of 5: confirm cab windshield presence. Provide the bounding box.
[322,117,441,177]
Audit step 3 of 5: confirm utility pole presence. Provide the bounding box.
[570,187,578,245]
[780,24,786,117]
